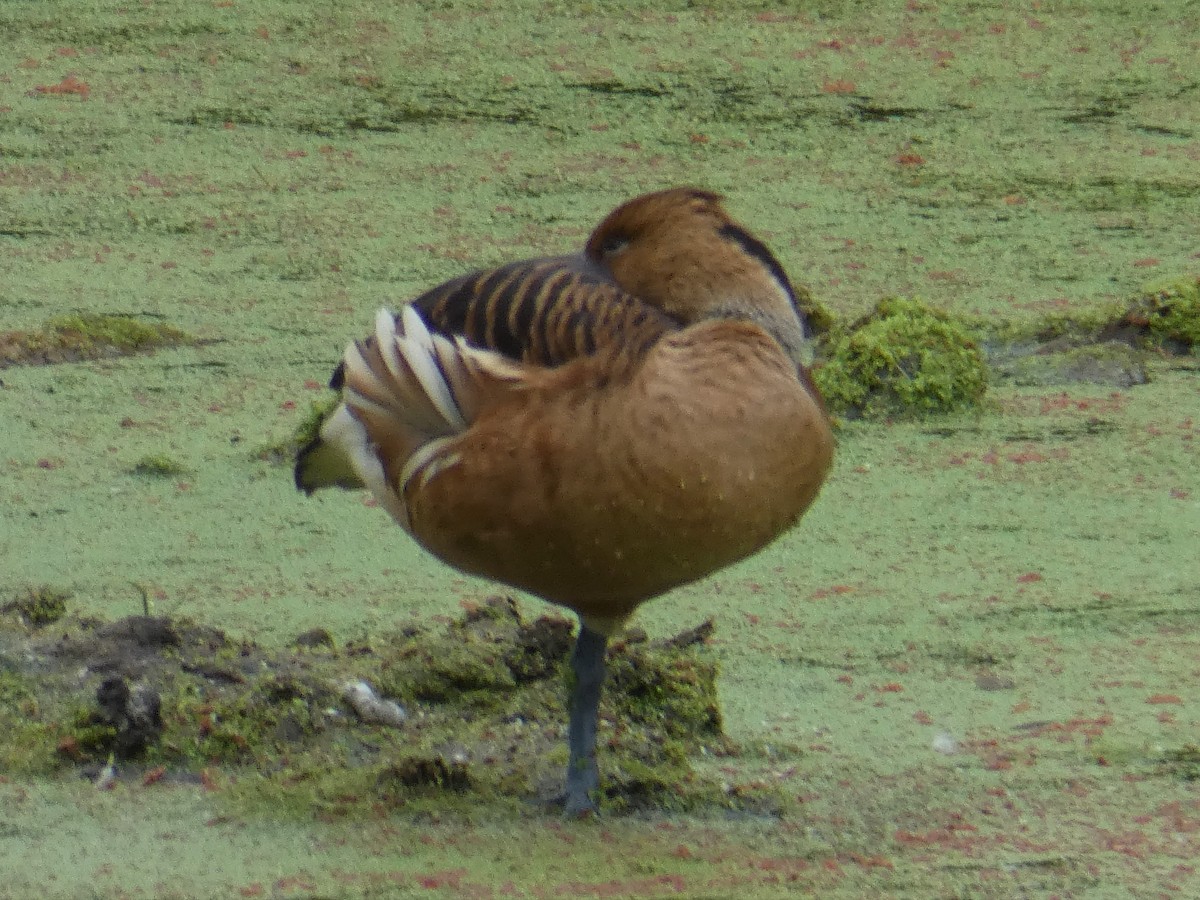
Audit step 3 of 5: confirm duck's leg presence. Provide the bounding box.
[564,622,608,816]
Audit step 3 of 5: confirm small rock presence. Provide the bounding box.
[342,680,407,728]
[975,673,1016,692]
[932,732,960,755]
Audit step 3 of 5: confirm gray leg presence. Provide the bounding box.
[564,622,608,816]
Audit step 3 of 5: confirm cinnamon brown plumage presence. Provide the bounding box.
[295,187,834,814]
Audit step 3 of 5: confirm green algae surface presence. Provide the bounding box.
[2,0,1200,897]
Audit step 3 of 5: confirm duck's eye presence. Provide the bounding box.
[596,233,629,258]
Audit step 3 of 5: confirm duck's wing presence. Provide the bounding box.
[295,255,674,496]
[411,255,674,366]
[325,256,675,398]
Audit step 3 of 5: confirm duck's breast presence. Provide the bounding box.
[404,319,834,621]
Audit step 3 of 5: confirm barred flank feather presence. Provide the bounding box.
[299,305,531,531]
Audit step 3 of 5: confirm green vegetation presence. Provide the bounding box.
[8,600,749,817]
[0,314,192,368]
[0,667,58,775]
[130,454,193,478]
[1122,276,1200,351]
[796,283,837,340]
[254,393,340,465]
[813,297,988,418]
[1158,744,1200,782]
[47,314,190,353]
[995,342,1150,388]
[2,585,70,627]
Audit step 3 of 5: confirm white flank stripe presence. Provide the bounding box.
[397,306,467,432]
[374,308,408,384]
[399,435,459,497]
[343,340,400,414]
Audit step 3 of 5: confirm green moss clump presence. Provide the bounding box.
[62,704,121,757]
[597,750,702,814]
[814,296,988,419]
[47,313,190,352]
[0,601,776,816]
[964,301,1127,357]
[1120,276,1200,351]
[254,393,341,465]
[142,674,333,769]
[0,665,40,728]
[378,754,472,794]
[607,648,722,741]
[597,644,724,813]
[416,647,518,702]
[795,283,836,340]
[0,314,193,368]
[374,598,572,707]
[376,630,520,706]
[295,394,341,446]
[3,586,70,627]
[131,454,192,478]
[0,667,58,774]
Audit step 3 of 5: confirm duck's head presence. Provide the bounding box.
[585,187,810,362]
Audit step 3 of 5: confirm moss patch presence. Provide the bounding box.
[966,302,1130,360]
[0,666,57,775]
[254,393,340,466]
[0,314,193,368]
[2,585,70,628]
[994,343,1151,388]
[130,454,192,478]
[1107,275,1200,353]
[1157,745,1200,782]
[813,296,988,419]
[795,283,837,341]
[0,597,765,817]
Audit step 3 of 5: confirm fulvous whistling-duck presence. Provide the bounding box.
[295,188,835,814]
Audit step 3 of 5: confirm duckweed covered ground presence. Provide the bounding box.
[1,1,1198,897]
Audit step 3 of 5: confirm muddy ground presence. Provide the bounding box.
[1,1,1198,897]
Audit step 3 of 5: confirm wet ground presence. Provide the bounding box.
[1,1,1198,896]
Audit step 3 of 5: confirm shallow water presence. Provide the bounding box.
[2,1,1199,896]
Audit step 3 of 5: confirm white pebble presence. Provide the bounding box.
[341,680,407,728]
[932,731,959,755]
[94,754,117,790]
